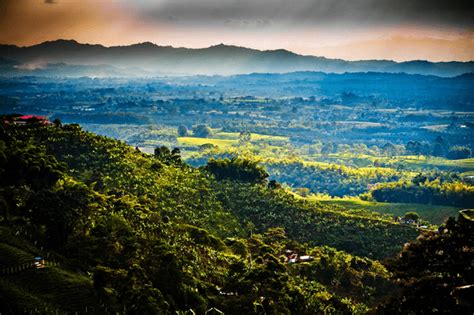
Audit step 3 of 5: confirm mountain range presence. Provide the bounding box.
[0,39,473,77]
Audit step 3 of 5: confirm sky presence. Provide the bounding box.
[0,0,473,62]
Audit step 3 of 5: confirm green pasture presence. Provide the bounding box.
[178,137,238,148]
[307,196,461,225]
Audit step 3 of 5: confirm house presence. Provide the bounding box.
[299,255,314,262]
[285,250,314,263]
[17,115,49,125]
[34,257,45,269]
[2,115,50,125]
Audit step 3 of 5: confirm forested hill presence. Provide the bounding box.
[0,119,420,313]
[1,40,473,76]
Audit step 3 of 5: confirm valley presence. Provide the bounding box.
[0,70,472,314]
[1,72,472,226]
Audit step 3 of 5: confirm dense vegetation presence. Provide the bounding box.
[209,179,416,259]
[265,161,400,197]
[370,176,474,208]
[186,149,472,224]
[188,152,400,197]
[0,120,427,313]
[379,210,474,314]
[2,74,472,230]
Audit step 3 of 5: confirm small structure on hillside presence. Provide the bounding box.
[2,115,50,125]
[34,257,45,269]
[299,255,315,262]
[285,250,314,264]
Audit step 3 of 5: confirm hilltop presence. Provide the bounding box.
[0,40,473,76]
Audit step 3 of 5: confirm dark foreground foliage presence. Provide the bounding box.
[1,120,464,313]
[378,210,474,314]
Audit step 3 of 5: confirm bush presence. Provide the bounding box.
[192,124,212,138]
[205,157,269,184]
[447,146,471,160]
[177,125,188,137]
[402,212,420,222]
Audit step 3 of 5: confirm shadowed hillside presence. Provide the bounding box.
[0,119,421,313]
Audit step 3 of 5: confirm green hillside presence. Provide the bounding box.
[0,121,424,313]
[0,227,103,314]
[310,198,461,225]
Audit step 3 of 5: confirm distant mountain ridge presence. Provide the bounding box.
[0,39,473,77]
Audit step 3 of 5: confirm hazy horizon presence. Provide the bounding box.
[3,38,474,64]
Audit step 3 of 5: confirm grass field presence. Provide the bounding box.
[178,131,289,149]
[399,156,474,171]
[310,153,474,172]
[306,196,461,225]
[178,137,238,148]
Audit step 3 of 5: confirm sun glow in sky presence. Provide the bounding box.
[0,0,473,61]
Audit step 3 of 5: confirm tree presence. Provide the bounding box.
[177,125,188,137]
[447,146,471,160]
[53,118,62,128]
[193,124,212,138]
[199,143,217,152]
[171,148,182,164]
[238,131,251,145]
[295,187,310,197]
[321,142,334,155]
[432,136,447,157]
[405,141,422,157]
[205,157,269,184]
[268,180,282,189]
[154,146,182,165]
[412,173,427,186]
[26,179,94,248]
[380,211,474,314]
[341,91,359,104]
[154,146,171,158]
[402,212,419,222]
[382,143,396,157]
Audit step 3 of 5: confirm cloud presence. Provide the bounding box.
[223,18,272,29]
[130,0,474,30]
[0,0,113,45]
[311,35,474,62]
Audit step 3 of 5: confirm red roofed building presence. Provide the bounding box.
[3,115,50,125]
